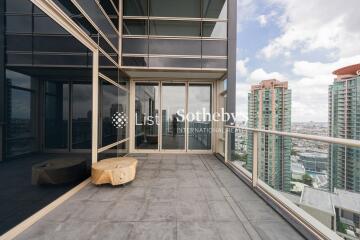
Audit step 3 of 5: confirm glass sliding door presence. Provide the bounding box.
[135,83,160,149]
[161,83,186,150]
[45,81,69,149]
[72,82,92,149]
[188,84,212,150]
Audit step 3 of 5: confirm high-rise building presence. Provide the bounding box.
[329,64,360,192]
[247,79,292,191]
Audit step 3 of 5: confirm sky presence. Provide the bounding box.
[235,0,360,123]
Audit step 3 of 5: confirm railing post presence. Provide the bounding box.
[252,131,258,187]
[224,128,228,163]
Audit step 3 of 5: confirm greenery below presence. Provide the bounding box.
[337,220,347,234]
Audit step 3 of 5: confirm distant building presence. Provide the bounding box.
[291,162,306,180]
[329,64,360,192]
[247,79,292,191]
[299,152,328,174]
[299,187,360,237]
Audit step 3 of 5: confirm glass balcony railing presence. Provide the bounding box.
[225,125,360,240]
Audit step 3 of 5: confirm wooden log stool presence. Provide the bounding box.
[91,157,138,186]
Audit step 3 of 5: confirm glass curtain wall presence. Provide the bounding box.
[98,66,130,160]
[122,0,227,69]
[1,1,96,235]
[161,83,186,150]
[135,83,160,149]
[188,84,212,150]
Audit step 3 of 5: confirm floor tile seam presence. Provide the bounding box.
[200,156,263,240]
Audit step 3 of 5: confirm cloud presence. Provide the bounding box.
[289,55,360,122]
[257,11,277,27]
[260,0,360,59]
[249,68,286,82]
[237,58,249,76]
[257,15,267,27]
[237,0,256,32]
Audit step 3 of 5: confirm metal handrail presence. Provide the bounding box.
[224,124,345,240]
[225,125,360,148]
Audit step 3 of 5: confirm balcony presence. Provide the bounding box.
[12,154,304,240]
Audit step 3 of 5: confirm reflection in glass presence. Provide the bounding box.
[6,70,36,157]
[5,16,32,33]
[149,57,201,68]
[202,40,227,56]
[101,81,118,146]
[202,59,227,69]
[123,38,148,54]
[123,19,148,35]
[150,21,201,37]
[45,81,69,149]
[122,56,148,67]
[150,0,201,18]
[203,0,227,19]
[162,83,186,150]
[135,83,160,149]
[72,82,92,149]
[149,39,201,55]
[124,0,147,16]
[188,84,212,150]
[203,22,227,38]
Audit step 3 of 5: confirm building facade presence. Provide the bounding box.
[247,79,292,191]
[0,0,236,234]
[329,64,360,192]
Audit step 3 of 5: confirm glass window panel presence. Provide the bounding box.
[6,69,32,89]
[202,59,227,68]
[45,81,69,149]
[6,35,32,52]
[123,0,147,16]
[122,56,149,67]
[117,88,129,141]
[74,0,119,50]
[98,35,118,63]
[202,21,227,38]
[6,53,32,65]
[161,83,186,150]
[34,16,69,34]
[135,83,160,149]
[6,16,32,33]
[33,54,88,66]
[99,54,117,67]
[150,20,201,37]
[99,67,118,82]
[202,0,227,19]
[149,57,201,68]
[101,81,119,146]
[123,19,148,35]
[123,38,148,54]
[6,0,32,13]
[202,40,227,56]
[33,36,87,52]
[149,39,201,55]
[72,82,92,149]
[150,0,201,18]
[188,84,212,150]
[99,0,118,15]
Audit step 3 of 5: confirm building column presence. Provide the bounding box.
[226,0,237,159]
[0,0,5,161]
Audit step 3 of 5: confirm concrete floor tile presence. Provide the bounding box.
[129,222,176,240]
[177,221,221,240]
[176,201,211,221]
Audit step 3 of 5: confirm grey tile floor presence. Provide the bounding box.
[15,154,305,240]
